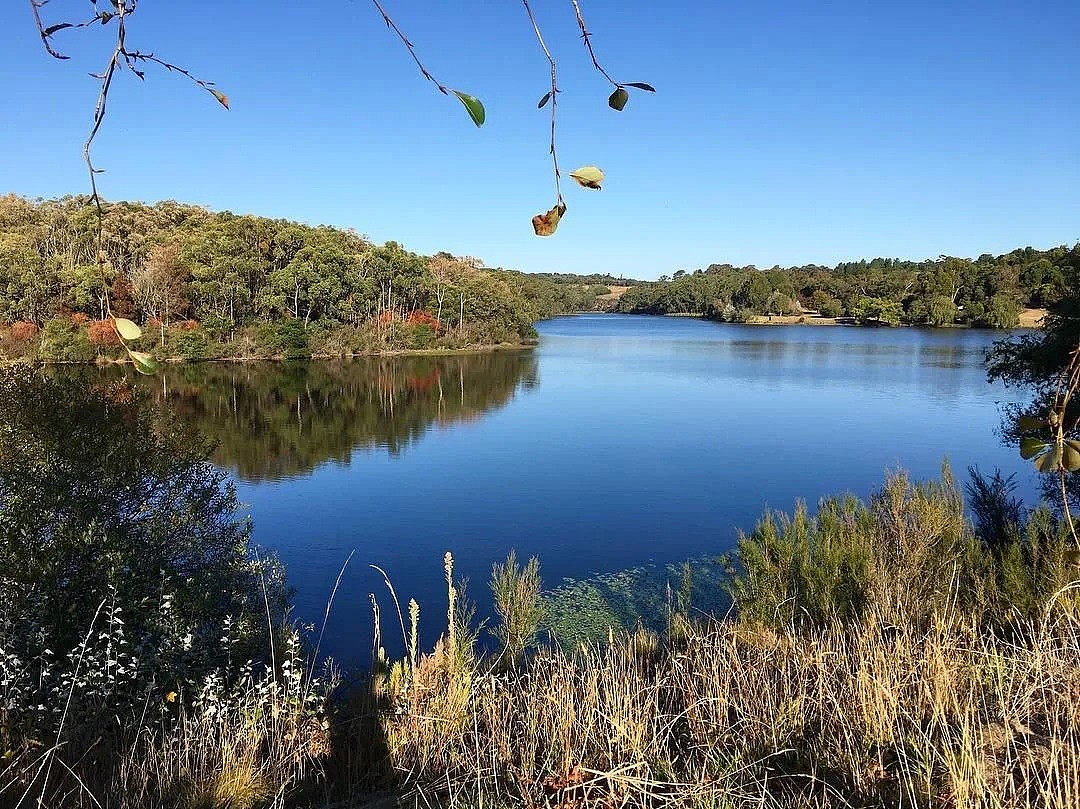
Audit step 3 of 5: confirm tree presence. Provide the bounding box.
[981,293,1021,329]
[732,273,771,312]
[130,241,188,336]
[907,294,957,326]
[0,368,284,653]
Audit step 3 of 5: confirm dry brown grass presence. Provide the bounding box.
[1018,309,1048,329]
[379,610,1080,808]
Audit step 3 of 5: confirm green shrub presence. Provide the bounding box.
[730,465,1077,630]
[0,368,287,746]
[256,319,310,358]
[172,327,211,360]
[408,322,435,349]
[37,317,96,362]
[490,551,544,669]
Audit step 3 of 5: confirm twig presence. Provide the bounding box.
[369,0,449,95]
[569,0,618,88]
[522,0,562,204]
[29,0,225,340]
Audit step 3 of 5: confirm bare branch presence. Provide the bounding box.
[522,0,562,204]
[369,0,450,95]
[570,0,618,88]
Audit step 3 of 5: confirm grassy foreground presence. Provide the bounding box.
[4,469,1080,808]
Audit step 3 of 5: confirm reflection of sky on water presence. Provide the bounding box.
[226,315,1032,664]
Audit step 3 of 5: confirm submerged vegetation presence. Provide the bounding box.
[3,361,1080,807]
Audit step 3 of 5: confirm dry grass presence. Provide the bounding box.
[6,469,1079,809]
[1018,309,1048,329]
[380,610,1080,809]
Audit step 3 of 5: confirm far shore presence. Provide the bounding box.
[646,307,1048,329]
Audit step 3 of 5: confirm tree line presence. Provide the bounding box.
[0,195,607,361]
[614,246,1080,327]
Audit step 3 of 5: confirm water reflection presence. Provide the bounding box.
[52,352,539,481]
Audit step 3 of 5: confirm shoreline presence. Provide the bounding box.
[0,340,538,369]
[631,309,1047,330]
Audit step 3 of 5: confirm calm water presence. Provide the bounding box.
[65,316,1035,662]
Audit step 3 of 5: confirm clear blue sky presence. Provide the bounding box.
[3,1,1078,278]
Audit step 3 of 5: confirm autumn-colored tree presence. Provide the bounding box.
[130,242,189,326]
[407,310,441,332]
[88,319,122,347]
[9,322,39,342]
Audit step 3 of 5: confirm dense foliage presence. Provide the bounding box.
[731,466,1076,629]
[616,247,1080,327]
[0,195,605,361]
[0,368,291,755]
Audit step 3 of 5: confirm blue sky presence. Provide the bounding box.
[2,0,1078,278]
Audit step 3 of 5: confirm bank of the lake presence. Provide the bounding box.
[650,307,1048,328]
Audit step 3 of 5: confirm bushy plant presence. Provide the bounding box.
[408,322,435,349]
[273,319,310,359]
[37,317,96,362]
[0,368,288,751]
[9,321,39,341]
[87,318,121,347]
[172,326,212,360]
[730,465,1077,631]
[490,550,543,669]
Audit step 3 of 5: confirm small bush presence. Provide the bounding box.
[490,550,544,669]
[408,322,435,349]
[275,319,310,359]
[173,327,211,360]
[9,321,39,342]
[406,310,441,331]
[730,465,1077,631]
[38,317,95,362]
[87,319,121,347]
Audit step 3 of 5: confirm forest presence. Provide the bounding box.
[616,246,1080,327]
[0,195,607,362]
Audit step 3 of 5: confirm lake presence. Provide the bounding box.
[59,315,1035,662]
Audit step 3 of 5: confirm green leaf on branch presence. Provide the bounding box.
[624,82,656,92]
[452,91,485,127]
[113,318,141,341]
[569,166,604,190]
[538,92,552,109]
[608,87,629,111]
[128,350,160,376]
[1064,440,1080,471]
[1020,437,1048,460]
[1034,446,1062,473]
[532,202,566,237]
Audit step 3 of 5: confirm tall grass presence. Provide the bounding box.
[5,468,1079,807]
[367,468,1080,808]
[0,623,334,809]
[382,609,1080,808]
